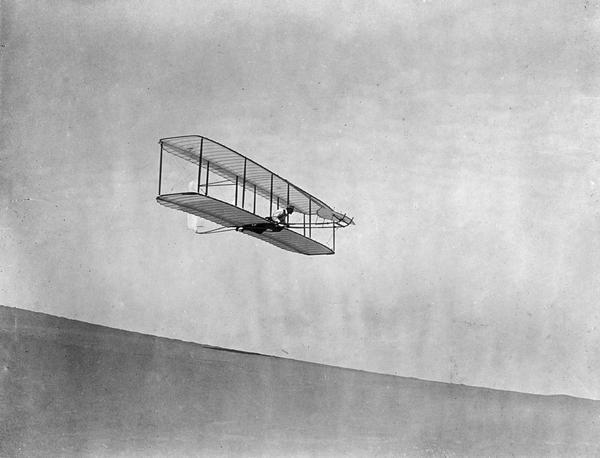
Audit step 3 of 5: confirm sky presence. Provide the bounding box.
[2,0,600,399]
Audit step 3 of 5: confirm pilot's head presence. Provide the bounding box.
[286,206,295,214]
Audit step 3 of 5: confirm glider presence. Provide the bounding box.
[156,135,354,255]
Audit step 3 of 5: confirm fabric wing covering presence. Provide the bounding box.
[157,193,334,255]
[160,135,353,226]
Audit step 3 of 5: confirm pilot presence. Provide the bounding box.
[268,206,294,225]
[236,206,294,234]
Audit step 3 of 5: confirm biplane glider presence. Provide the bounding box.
[156,135,354,255]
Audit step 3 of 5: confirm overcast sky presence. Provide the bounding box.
[2,0,600,399]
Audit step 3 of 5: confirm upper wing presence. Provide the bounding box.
[160,135,353,227]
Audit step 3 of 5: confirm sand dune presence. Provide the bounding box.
[1,305,599,457]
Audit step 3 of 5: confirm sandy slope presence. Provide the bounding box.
[1,305,599,457]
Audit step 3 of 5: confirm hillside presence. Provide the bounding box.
[1,305,599,457]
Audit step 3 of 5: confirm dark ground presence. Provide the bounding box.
[1,305,599,457]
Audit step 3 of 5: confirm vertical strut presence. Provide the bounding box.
[308,197,312,238]
[205,161,210,196]
[253,185,256,214]
[197,138,203,194]
[269,174,273,216]
[158,142,163,195]
[286,182,290,224]
[235,176,238,206]
[333,223,336,252]
[242,158,247,208]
